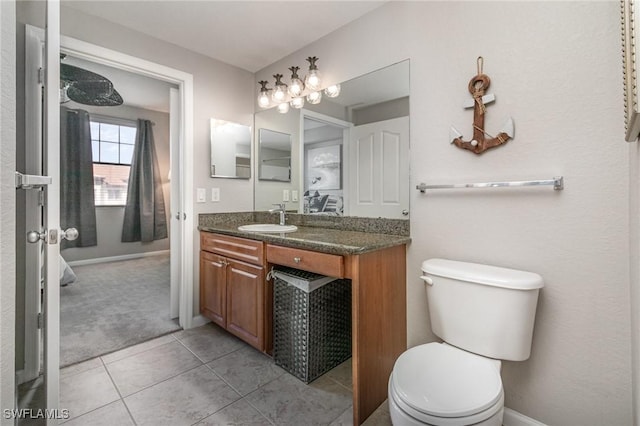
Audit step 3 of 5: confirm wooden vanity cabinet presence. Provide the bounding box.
[200,233,266,351]
[201,231,407,425]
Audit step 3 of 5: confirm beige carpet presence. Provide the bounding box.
[60,253,180,367]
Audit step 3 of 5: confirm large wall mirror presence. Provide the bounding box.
[210,119,251,178]
[253,59,410,219]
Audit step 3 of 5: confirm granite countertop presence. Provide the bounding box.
[198,221,411,255]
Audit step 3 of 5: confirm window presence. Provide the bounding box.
[91,118,137,206]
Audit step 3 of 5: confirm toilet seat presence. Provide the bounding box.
[390,343,503,425]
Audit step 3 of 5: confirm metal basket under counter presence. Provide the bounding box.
[272,266,351,383]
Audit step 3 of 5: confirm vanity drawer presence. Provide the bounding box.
[267,244,344,278]
[201,232,264,265]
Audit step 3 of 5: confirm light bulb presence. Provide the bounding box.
[324,84,340,98]
[272,86,287,103]
[288,66,305,97]
[305,70,322,91]
[277,102,290,114]
[290,97,305,109]
[258,92,270,108]
[307,91,322,105]
[289,79,304,97]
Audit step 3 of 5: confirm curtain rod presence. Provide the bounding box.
[64,109,155,125]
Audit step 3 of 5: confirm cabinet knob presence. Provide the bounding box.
[293,257,301,264]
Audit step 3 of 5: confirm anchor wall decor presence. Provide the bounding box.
[450,57,514,155]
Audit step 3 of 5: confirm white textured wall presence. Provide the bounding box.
[257,2,632,424]
[1,0,16,421]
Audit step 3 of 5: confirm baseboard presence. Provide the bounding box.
[66,250,170,267]
[190,315,210,328]
[503,407,547,426]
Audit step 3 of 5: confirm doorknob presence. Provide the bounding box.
[27,228,78,244]
[402,210,409,216]
[26,230,46,244]
[61,228,79,241]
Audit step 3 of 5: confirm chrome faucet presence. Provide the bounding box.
[269,203,286,225]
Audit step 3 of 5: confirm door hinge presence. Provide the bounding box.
[37,67,44,85]
[38,189,45,206]
[37,313,43,329]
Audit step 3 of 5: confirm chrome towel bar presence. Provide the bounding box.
[416,176,564,193]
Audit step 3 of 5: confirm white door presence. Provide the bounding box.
[169,87,181,321]
[348,116,410,219]
[22,25,45,385]
[21,2,65,423]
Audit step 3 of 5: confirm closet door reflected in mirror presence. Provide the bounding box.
[210,119,251,178]
[258,129,291,182]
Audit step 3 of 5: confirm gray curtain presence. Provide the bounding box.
[60,106,97,249]
[121,119,168,242]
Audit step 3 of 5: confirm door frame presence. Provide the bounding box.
[22,26,195,382]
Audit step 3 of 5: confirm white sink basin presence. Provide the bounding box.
[238,224,298,233]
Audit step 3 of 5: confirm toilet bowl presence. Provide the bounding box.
[388,343,504,426]
[388,259,543,426]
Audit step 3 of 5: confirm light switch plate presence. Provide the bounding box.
[283,189,290,202]
[291,190,298,202]
[197,188,206,203]
[211,188,220,202]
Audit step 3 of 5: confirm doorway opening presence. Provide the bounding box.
[18,26,195,390]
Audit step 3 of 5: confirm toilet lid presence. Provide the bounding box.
[391,343,503,418]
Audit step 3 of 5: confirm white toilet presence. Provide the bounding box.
[388,258,544,426]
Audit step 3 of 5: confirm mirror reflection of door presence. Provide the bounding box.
[348,116,410,219]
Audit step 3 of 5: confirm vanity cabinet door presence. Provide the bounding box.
[200,251,227,328]
[226,259,265,350]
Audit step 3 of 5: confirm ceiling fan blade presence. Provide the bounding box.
[66,85,124,107]
[60,63,124,106]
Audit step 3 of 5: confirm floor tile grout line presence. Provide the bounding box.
[114,361,206,400]
[100,335,179,366]
[242,395,278,426]
[100,357,138,426]
[203,363,245,397]
[174,335,245,364]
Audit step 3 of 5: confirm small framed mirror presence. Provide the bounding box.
[258,128,291,182]
[210,119,251,179]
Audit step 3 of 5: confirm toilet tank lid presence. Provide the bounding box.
[422,258,544,290]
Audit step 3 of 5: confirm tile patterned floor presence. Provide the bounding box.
[19,324,392,426]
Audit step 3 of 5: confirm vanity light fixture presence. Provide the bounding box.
[257,56,339,113]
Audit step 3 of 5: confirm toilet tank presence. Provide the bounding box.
[422,259,544,361]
